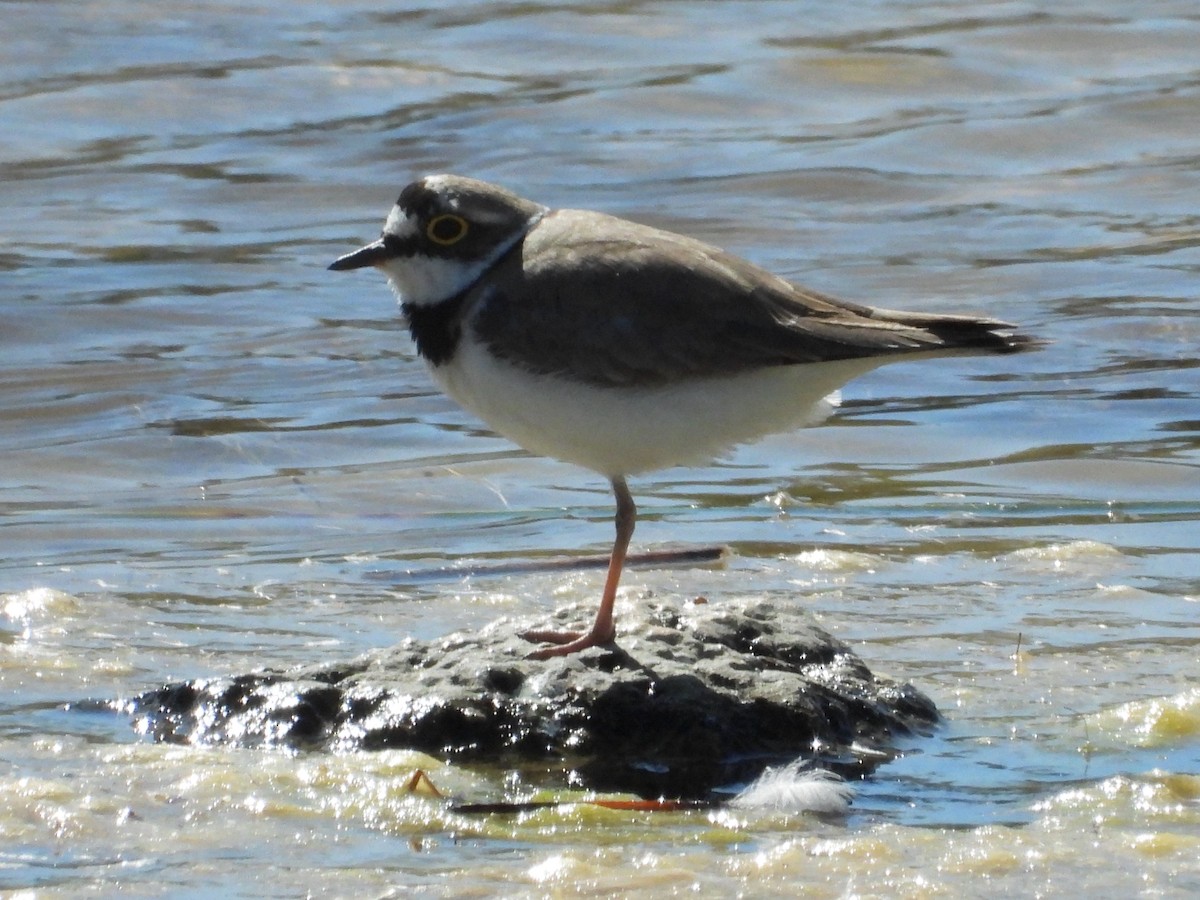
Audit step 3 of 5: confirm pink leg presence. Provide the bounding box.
[523,477,636,658]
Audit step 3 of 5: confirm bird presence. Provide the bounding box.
[329,174,1035,659]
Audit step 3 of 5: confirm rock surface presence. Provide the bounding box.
[130,597,938,797]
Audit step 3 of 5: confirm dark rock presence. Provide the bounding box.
[129,598,938,797]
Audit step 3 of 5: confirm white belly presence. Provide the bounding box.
[427,337,887,477]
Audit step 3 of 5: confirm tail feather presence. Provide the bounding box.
[863,307,1039,354]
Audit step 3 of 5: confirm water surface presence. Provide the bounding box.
[3,1,1200,895]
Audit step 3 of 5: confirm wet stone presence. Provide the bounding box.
[127,598,938,797]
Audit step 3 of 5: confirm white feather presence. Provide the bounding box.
[727,762,853,815]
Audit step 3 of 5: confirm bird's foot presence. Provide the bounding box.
[520,625,616,659]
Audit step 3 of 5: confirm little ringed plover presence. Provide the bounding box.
[330,175,1036,659]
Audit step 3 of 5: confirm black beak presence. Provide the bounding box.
[328,238,390,271]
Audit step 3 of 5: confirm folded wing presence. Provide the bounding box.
[470,209,1033,388]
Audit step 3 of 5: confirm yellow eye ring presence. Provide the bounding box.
[426,214,469,246]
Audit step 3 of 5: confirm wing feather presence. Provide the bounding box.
[468,209,1029,388]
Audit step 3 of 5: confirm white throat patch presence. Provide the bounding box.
[381,252,486,309]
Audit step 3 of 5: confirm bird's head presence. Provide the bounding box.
[329,174,546,307]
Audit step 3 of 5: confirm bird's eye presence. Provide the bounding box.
[426,214,469,246]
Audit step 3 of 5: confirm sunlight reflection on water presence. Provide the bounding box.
[3,0,1200,894]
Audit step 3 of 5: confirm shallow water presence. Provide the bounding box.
[4,0,1200,895]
